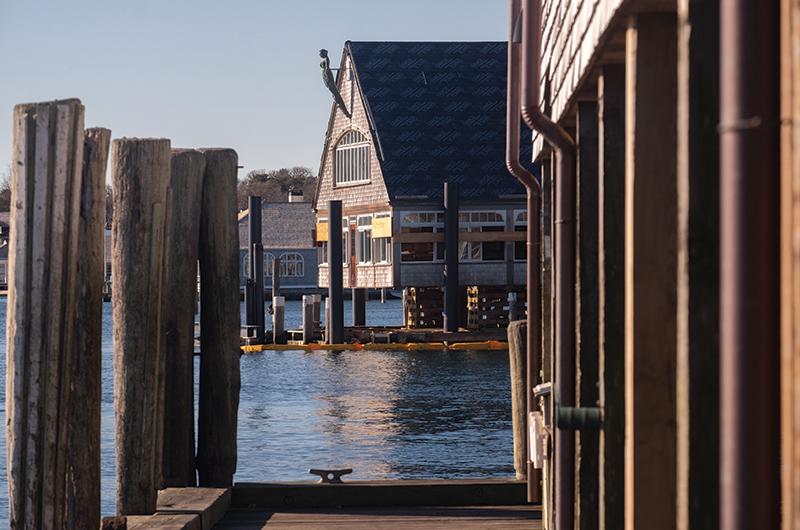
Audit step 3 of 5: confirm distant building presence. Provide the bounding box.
[313,41,533,290]
[238,197,321,296]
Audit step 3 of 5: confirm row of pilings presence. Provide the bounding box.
[5,98,241,529]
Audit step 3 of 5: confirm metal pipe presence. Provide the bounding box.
[719,0,780,528]
[506,0,542,504]
[520,0,577,527]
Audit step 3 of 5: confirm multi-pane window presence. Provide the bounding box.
[458,211,506,261]
[400,211,444,262]
[373,212,392,264]
[357,215,372,264]
[514,210,527,261]
[280,253,304,277]
[264,252,276,278]
[335,130,370,185]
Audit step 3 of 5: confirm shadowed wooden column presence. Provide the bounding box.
[162,149,206,487]
[65,127,110,529]
[7,99,85,529]
[112,137,171,515]
[624,13,679,530]
[598,63,626,530]
[197,148,241,487]
[575,100,599,530]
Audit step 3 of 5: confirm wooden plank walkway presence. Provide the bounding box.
[214,505,541,529]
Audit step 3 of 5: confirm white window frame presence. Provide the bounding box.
[458,210,507,262]
[280,252,305,278]
[334,130,370,186]
[373,212,392,264]
[513,209,527,262]
[356,215,373,265]
[399,210,445,263]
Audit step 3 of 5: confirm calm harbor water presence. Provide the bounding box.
[0,297,514,523]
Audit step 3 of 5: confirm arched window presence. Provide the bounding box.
[264,252,276,279]
[280,252,304,277]
[335,130,370,185]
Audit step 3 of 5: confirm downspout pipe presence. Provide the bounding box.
[719,0,780,528]
[505,0,542,504]
[520,0,577,528]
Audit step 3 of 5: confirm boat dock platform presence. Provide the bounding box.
[116,479,540,529]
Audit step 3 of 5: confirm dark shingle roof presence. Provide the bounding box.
[348,41,533,201]
[239,201,315,249]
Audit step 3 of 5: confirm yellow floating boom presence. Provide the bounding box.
[240,340,508,353]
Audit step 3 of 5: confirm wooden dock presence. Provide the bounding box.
[112,479,539,529]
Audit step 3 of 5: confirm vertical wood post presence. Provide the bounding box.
[112,137,171,514]
[302,295,314,344]
[676,0,720,528]
[576,100,600,530]
[312,294,321,330]
[624,14,679,530]
[328,200,344,344]
[273,296,285,344]
[352,288,366,326]
[598,63,626,530]
[507,320,528,480]
[66,127,110,529]
[7,99,85,529]
[197,148,241,487]
[161,149,205,488]
[443,182,460,332]
[248,196,265,342]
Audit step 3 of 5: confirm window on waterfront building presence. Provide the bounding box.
[264,252,276,278]
[458,211,506,262]
[400,211,444,262]
[514,210,527,261]
[357,215,372,264]
[375,237,391,263]
[280,253,304,277]
[335,130,370,185]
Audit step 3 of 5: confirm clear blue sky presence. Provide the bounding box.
[0,1,508,179]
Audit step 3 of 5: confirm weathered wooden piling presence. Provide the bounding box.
[302,295,314,343]
[245,196,265,341]
[197,148,241,487]
[443,182,460,332]
[273,295,286,344]
[352,287,366,326]
[67,126,110,529]
[112,137,171,515]
[162,149,205,488]
[327,200,344,343]
[312,294,322,330]
[507,320,528,480]
[6,99,86,529]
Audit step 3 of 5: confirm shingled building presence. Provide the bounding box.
[313,41,534,291]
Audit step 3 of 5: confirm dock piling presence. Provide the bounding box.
[443,182,460,332]
[197,148,241,487]
[352,287,366,326]
[246,196,265,342]
[312,294,322,330]
[507,320,528,480]
[112,137,171,515]
[162,149,206,488]
[273,295,286,344]
[327,200,344,344]
[302,295,314,344]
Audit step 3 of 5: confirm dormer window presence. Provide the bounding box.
[335,130,370,185]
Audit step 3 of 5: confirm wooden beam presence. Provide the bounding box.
[162,149,206,488]
[394,231,526,244]
[112,137,171,514]
[576,100,600,530]
[624,14,678,530]
[598,63,626,530]
[7,99,85,529]
[68,126,110,528]
[676,0,720,529]
[197,148,242,487]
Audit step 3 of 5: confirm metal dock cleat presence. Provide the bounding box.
[309,468,353,484]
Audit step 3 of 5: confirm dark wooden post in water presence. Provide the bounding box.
[197,148,241,487]
[313,294,322,330]
[328,200,344,344]
[67,127,111,529]
[352,288,366,326]
[507,320,528,480]
[273,296,285,344]
[443,182,460,332]
[112,137,171,515]
[6,99,88,529]
[161,149,205,488]
[245,196,265,342]
[302,295,314,343]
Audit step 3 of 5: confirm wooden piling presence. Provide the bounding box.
[162,149,206,488]
[443,182,460,332]
[65,127,110,529]
[302,295,314,344]
[247,196,265,342]
[352,288,366,326]
[507,320,528,480]
[7,99,86,529]
[328,200,344,344]
[273,296,286,344]
[112,137,171,515]
[197,148,241,487]
[312,294,321,330]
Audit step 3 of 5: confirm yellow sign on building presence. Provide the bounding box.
[372,216,392,238]
[316,221,329,242]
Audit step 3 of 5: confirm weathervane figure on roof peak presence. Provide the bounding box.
[320,49,352,119]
